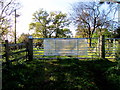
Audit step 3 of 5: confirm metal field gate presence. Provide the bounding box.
[105,38,120,60]
[30,37,120,60]
[31,38,100,60]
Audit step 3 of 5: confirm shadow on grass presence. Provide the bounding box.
[2,58,118,90]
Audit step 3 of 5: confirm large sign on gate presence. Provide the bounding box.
[44,39,88,56]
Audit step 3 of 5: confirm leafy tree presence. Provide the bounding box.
[71,2,117,47]
[29,9,49,38]
[18,33,30,43]
[75,27,88,38]
[93,28,112,38]
[29,9,72,38]
[0,0,21,41]
[48,11,72,38]
[113,27,120,38]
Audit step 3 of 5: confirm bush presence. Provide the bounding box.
[105,66,120,90]
[115,44,120,69]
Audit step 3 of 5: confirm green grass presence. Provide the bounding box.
[2,58,119,90]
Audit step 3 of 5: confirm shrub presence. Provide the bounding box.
[105,66,120,90]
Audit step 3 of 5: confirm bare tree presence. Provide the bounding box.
[0,0,21,40]
[71,2,117,47]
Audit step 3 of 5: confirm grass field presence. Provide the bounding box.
[2,58,120,90]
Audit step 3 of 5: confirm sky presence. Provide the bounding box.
[16,0,120,37]
[16,0,98,36]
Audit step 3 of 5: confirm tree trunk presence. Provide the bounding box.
[88,26,91,47]
[55,28,59,38]
[88,36,92,47]
[89,37,92,47]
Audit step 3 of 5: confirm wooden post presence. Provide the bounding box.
[24,41,28,61]
[5,40,9,64]
[28,38,33,61]
[99,35,105,59]
[113,39,116,58]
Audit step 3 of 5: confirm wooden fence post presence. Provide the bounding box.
[99,35,105,59]
[28,38,33,61]
[5,40,9,64]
